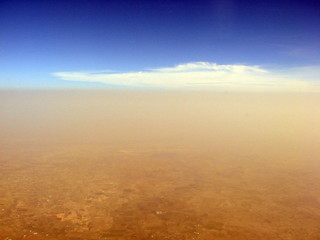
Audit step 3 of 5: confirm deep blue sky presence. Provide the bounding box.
[1,0,319,88]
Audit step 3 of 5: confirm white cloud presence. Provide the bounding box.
[53,62,320,91]
[150,62,267,73]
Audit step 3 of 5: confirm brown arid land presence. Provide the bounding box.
[1,90,320,240]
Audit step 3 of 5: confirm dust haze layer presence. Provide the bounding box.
[1,90,320,239]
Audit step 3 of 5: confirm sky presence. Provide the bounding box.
[0,0,320,90]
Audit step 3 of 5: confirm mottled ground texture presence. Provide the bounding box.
[1,91,320,240]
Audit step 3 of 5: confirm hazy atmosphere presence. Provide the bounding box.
[1,91,320,239]
[1,0,320,239]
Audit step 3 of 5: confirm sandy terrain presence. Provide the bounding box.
[1,91,320,239]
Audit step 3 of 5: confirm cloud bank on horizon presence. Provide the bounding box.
[53,62,320,91]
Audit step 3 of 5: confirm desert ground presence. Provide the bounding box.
[1,91,320,240]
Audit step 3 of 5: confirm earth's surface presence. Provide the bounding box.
[1,91,320,239]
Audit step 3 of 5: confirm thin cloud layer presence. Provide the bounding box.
[150,62,267,73]
[53,62,320,91]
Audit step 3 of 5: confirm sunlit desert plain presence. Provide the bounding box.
[1,90,320,240]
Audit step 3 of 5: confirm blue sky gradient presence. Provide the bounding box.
[1,0,319,89]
